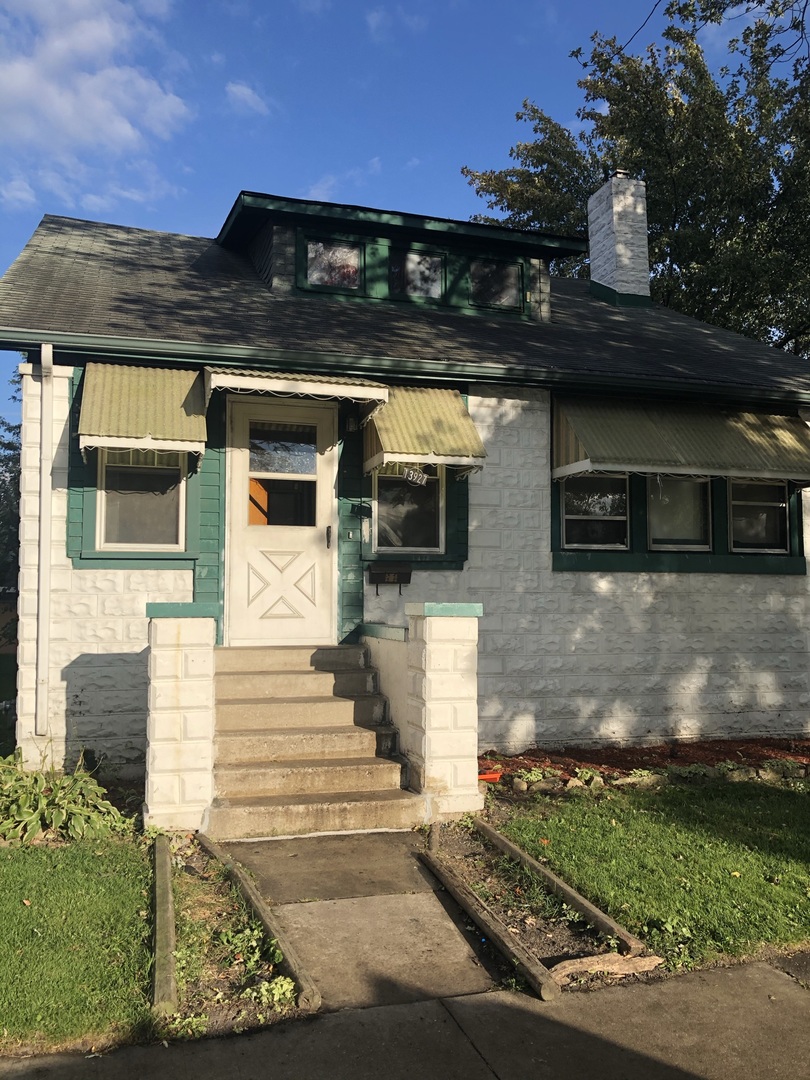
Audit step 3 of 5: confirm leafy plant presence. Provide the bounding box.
[219,923,282,977]
[241,976,296,1010]
[0,751,125,842]
[515,766,561,783]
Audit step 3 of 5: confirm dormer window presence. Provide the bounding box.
[389,251,444,300]
[470,258,521,308]
[306,240,361,289]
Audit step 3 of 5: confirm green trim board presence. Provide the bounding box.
[551,475,806,574]
[589,280,652,307]
[145,603,221,618]
[404,603,484,617]
[360,623,408,641]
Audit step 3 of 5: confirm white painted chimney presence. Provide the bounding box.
[587,171,651,305]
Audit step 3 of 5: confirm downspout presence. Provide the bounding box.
[35,343,53,737]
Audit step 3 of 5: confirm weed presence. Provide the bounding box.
[162,1014,209,1040]
[241,976,296,1009]
[515,766,561,784]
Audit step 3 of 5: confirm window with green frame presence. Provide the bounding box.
[295,228,532,315]
[552,474,805,574]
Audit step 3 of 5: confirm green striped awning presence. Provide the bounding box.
[363,387,486,472]
[78,364,207,454]
[553,397,810,481]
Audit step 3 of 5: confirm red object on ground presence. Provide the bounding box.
[477,769,503,783]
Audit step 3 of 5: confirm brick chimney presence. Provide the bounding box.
[587,171,651,306]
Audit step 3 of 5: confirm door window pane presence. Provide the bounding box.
[376,467,442,551]
[648,478,710,549]
[250,423,317,475]
[249,478,316,526]
[730,481,788,551]
[563,476,628,549]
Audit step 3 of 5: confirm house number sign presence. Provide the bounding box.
[402,466,428,487]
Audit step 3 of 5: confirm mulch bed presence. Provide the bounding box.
[480,737,810,783]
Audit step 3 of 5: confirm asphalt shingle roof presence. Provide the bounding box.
[1,214,809,399]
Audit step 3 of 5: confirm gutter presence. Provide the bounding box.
[5,326,810,409]
[35,343,53,737]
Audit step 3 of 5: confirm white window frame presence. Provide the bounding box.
[647,477,712,552]
[562,474,629,550]
[728,480,789,554]
[372,465,446,555]
[96,448,187,552]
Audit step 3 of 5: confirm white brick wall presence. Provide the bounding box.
[17,367,193,773]
[364,387,810,753]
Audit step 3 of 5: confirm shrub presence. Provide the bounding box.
[0,751,125,842]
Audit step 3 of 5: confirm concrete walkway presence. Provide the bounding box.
[1,964,808,1079]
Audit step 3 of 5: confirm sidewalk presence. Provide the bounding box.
[1,963,808,1079]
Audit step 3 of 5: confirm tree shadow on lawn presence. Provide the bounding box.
[628,779,810,869]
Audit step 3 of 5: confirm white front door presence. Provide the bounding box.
[226,399,338,646]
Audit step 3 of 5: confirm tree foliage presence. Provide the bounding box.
[462,8,810,355]
[0,377,21,601]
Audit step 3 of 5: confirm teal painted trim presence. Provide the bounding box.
[360,622,408,642]
[72,555,197,569]
[589,280,652,307]
[220,191,587,255]
[146,603,220,618]
[16,339,810,409]
[404,602,484,617]
[338,412,366,644]
[552,551,806,575]
[552,475,805,575]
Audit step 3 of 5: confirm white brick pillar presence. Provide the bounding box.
[405,603,484,816]
[144,617,216,831]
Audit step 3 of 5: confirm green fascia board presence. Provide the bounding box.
[589,281,652,307]
[218,191,587,257]
[11,332,810,409]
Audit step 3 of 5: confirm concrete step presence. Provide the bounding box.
[215,644,368,673]
[215,725,380,765]
[215,757,403,798]
[206,789,428,839]
[216,695,387,731]
[216,669,377,701]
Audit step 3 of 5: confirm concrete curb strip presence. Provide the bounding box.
[419,850,561,1002]
[197,833,322,1014]
[152,833,179,1015]
[474,819,646,957]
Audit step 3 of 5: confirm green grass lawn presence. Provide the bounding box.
[502,780,810,969]
[0,838,154,1051]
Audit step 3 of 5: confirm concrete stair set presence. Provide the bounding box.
[207,645,425,838]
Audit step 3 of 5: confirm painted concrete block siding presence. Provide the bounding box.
[143,617,215,831]
[364,387,810,753]
[17,366,193,773]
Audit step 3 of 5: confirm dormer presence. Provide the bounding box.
[216,191,586,322]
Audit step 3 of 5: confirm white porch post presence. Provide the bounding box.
[144,617,216,831]
[404,603,484,816]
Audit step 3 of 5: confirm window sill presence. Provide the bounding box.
[73,550,198,570]
[552,551,806,575]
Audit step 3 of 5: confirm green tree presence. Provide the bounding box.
[462,13,810,354]
[0,377,21,610]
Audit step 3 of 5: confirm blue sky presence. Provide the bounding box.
[0,0,687,420]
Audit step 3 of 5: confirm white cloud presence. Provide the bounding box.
[0,0,189,214]
[307,158,383,202]
[366,5,427,42]
[0,178,37,209]
[405,156,421,169]
[366,9,390,42]
[297,0,331,12]
[396,5,427,33]
[225,81,271,116]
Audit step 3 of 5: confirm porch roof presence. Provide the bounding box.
[363,387,487,472]
[78,363,207,454]
[204,367,388,406]
[552,397,810,481]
